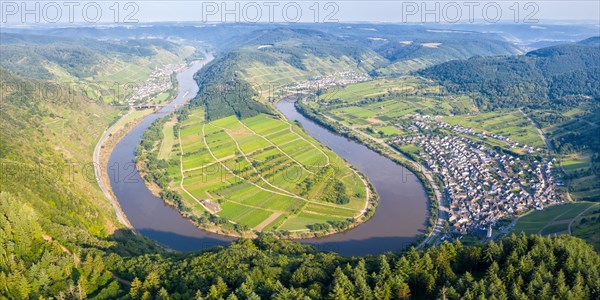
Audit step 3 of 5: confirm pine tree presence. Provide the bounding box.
[329,267,353,299]
[353,272,372,300]
[156,287,171,300]
[129,278,143,299]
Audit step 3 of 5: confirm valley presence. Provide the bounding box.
[0,21,598,299]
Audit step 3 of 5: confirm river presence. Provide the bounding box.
[108,57,428,255]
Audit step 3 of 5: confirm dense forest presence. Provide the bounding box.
[418,42,600,110]
[190,52,272,121]
[2,227,599,299]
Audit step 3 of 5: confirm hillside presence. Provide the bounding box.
[189,28,387,121]
[418,43,599,110]
[189,52,273,122]
[0,33,193,297]
[233,28,387,88]
[189,25,521,121]
[1,25,599,299]
[0,67,166,297]
[0,32,193,89]
[417,42,600,153]
[418,41,600,201]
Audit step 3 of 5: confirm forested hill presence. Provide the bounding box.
[189,52,273,122]
[230,27,386,70]
[578,36,600,46]
[0,32,182,80]
[417,41,600,111]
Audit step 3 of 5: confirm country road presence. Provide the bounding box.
[93,110,135,230]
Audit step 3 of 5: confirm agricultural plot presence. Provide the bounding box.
[512,203,596,235]
[158,119,176,160]
[569,176,600,202]
[312,78,547,154]
[443,111,545,148]
[320,77,424,104]
[571,204,600,251]
[169,109,368,232]
[561,152,592,175]
[315,77,478,134]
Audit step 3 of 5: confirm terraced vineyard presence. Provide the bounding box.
[158,109,371,235]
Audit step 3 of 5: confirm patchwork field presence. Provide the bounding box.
[320,77,422,103]
[165,109,369,233]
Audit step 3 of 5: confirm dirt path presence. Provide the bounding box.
[519,108,553,152]
[210,123,301,199]
[182,154,236,173]
[42,234,80,264]
[254,211,283,231]
[237,119,329,173]
[93,110,136,230]
[568,203,598,234]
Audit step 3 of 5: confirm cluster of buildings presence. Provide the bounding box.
[127,64,184,105]
[408,114,543,154]
[287,71,370,94]
[393,121,560,234]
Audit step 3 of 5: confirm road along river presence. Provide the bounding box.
[108,57,429,255]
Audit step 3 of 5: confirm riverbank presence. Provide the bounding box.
[294,99,446,248]
[107,53,427,255]
[94,107,157,231]
[134,108,380,240]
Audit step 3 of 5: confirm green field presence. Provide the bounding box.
[571,204,600,250]
[512,202,596,235]
[569,176,600,202]
[158,119,176,160]
[307,77,482,138]
[561,152,592,174]
[320,78,422,103]
[167,109,369,233]
[443,110,545,148]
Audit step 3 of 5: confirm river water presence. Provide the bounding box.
[108,57,428,255]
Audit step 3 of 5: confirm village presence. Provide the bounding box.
[286,71,371,94]
[127,63,185,105]
[393,115,561,235]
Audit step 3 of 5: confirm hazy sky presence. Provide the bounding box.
[2,1,599,25]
